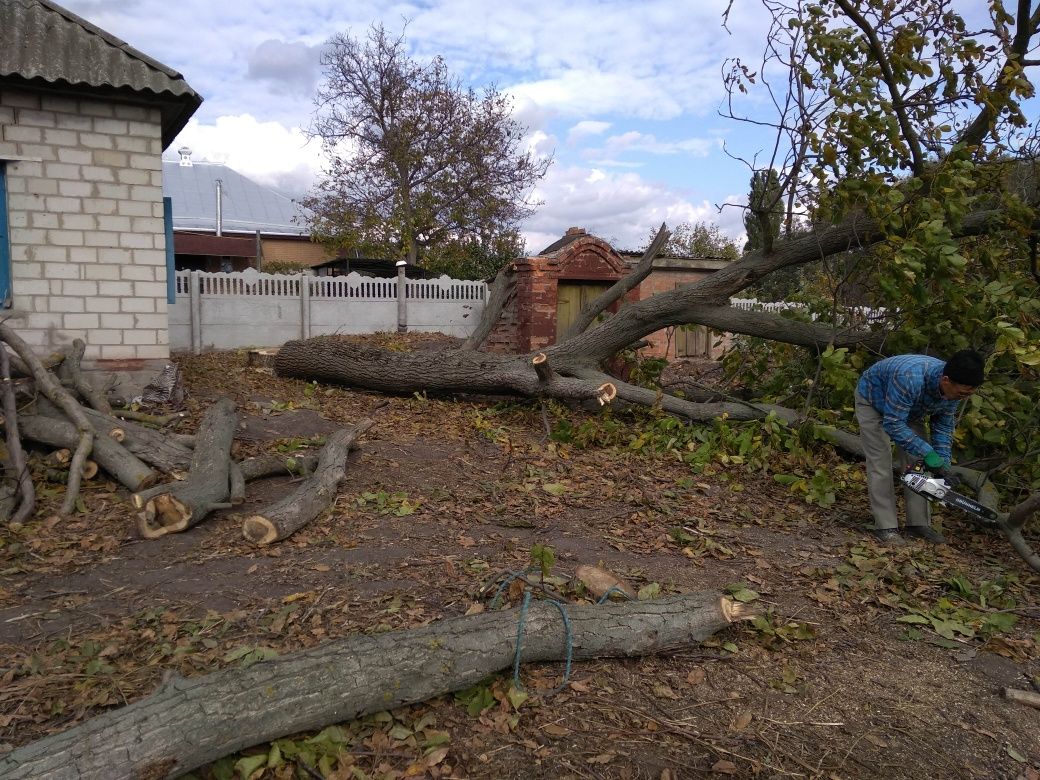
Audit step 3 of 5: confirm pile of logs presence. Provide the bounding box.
[0,326,370,544]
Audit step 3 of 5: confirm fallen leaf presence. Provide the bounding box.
[687,667,707,686]
[711,759,738,775]
[1005,744,1027,763]
[653,684,679,700]
[730,711,753,732]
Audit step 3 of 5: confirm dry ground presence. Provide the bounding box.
[1,335,1038,780]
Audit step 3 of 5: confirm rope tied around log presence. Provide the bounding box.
[486,568,633,694]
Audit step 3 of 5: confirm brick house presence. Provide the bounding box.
[0,0,201,370]
[486,227,731,358]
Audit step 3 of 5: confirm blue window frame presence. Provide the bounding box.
[0,162,10,308]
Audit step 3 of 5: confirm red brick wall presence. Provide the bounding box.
[486,234,630,354]
[484,235,727,359]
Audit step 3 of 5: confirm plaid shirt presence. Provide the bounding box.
[856,354,959,462]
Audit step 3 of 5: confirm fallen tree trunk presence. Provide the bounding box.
[135,398,237,539]
[16,415,156,493]
[242,420,373,545]
[0,591,752,780]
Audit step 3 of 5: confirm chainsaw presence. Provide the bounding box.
[901,463,1000,525]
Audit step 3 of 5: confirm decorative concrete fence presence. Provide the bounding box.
[729,297,888,325]
[169,269,487,354]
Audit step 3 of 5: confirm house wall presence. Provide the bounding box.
[0,86,168,366]
[261,237,330,267]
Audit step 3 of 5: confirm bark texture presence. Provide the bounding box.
[135,398,237,538]
[17,415,155,493]
[242,420,373,545]
[0,324,94,514]
[0,592,748,780]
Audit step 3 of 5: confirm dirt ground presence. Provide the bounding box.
[1,335,1039,780]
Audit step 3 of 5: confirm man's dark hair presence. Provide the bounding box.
[944,349,985,387]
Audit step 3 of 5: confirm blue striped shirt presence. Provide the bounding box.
[856,355,959,462]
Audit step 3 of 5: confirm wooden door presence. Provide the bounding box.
[556,282,612,341]
[674,282,710,357]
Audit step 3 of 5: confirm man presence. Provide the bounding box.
[854,350,985,545]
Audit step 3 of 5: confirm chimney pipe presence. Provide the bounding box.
[215,178,223,237]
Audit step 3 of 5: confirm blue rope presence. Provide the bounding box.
[491,569,576,695]
[597,585,634,604]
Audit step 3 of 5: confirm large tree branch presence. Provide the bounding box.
[834,0,926,175]
[559,223,670,342]
[551,208,1003,364]
[957,0,1039,148]
[461,263,517,351]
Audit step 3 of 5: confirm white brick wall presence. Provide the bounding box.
[1,87,169,363]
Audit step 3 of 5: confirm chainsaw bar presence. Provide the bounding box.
[901,471,1000,525]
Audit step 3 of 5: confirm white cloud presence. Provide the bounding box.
[522,165,744,253]
[566,120,612,145]
[169,115,325,196]
[595,131,722,157]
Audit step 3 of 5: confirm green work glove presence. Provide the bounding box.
[923,450,944,470]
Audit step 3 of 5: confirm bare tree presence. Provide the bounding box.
[305,23,552,266]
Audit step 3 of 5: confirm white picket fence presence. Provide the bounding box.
[170,269,487,353]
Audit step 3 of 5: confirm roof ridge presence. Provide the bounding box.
[33,0,184,80]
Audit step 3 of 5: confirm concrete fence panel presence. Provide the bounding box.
[170,269,488,353]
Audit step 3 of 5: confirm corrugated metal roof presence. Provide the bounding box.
[0,0,202,147]
[162,159,310,237]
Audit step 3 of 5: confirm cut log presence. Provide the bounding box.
[56,338,113,415]
[36,401,194,476]
[112,408,188,426]
[237,452,318,481]
[45,461,98,483]
[1003,687,1040,710]
[242,420,373,545]
[17,415,155,493]
[135,398,237,539]
[0,347,35,524]
[0,325,94,515]
[0,591,753,780]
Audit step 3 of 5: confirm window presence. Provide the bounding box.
[0,162,10,308]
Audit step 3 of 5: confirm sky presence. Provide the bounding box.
[58,0,791,252]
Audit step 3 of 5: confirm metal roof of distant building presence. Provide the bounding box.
[0,0,202,147]
[162,158,310,237]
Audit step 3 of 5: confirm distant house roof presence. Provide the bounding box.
[162,158,310,237]
[538,226,590,255]
[0,0,202,147]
